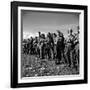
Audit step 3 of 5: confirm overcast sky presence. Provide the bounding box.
[21,10,79,39]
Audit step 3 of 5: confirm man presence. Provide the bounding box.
[47,32,54,59]
[56,30,65,64]
[33,36,39,55]
[38,32,45,59]
[73,26,80,69]
[53,33,58,59]
[66,29,75,67]
[29,37,34,55]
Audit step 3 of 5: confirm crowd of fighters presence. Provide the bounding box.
[22,27,79,69]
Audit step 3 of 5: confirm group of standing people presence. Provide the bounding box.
[22,26,79,69]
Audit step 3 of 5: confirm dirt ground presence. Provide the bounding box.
[21,54,79,78]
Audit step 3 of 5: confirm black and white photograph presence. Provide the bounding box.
[11,1,87,88]
[21,10,80,77]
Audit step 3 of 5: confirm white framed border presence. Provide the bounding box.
[18,6,84,83]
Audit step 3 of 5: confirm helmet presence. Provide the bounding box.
[57,30,63,37]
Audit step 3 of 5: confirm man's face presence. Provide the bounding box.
[58,36,62,41]
[58,33,60,36]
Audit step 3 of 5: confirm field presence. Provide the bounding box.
[21,54,79,78]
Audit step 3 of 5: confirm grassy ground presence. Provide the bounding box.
[21,54,79,78]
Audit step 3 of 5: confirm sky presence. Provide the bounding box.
[21,10,79,39]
